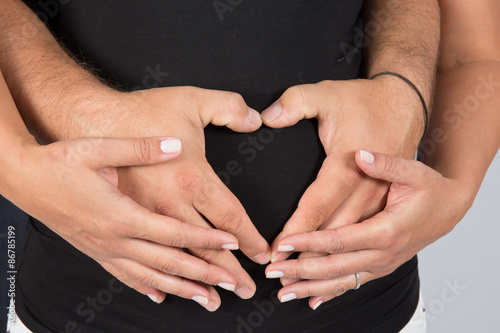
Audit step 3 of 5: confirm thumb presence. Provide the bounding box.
[195,89,262,133]
[355,150,423,186]
[261,83,326,128]
[84,137,182,169]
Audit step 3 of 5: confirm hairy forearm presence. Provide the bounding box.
[0,0,118,143]
[420,61,500,198]
[363,0,440,105]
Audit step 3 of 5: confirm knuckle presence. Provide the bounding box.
[282,85,307,109]
[137,273,156,288]
[383,155,399,176]
[133,138,155,163]
[325,264,344,280]
[227,92,246,112]
[328,237,345,254]
[300,204,330,230]
[176,170,204,195]
[158,260,180,275]
[193,248,222,264]
[335,281,351,294]
[169,232,188,248]
[216,210,244,234]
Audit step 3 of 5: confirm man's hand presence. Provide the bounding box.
[4,136,246,312]
[96,86,271,307]
[261,77,424,263]
[265,150,468,309]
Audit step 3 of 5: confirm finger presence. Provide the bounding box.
[190,247,256,300]
[123,240,237,289]
[271,157,354,262]
[196,88,262,132]
[100,259,219,311]
[276,272,374,305]
[84,137,182,169]
[267,250,377,280]
[309,294,336,311]
[356,150,427,186]
[319,178,388,231]
[127,202,240,250]
[280,252,327,287]
[190,174,271,264]
[275,217,390,255]
[99,261,166,304]
[261,82,331,127]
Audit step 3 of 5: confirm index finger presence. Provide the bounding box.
[124,197,240,250]
[192,173,271,265]
[271,157,357,261]
[277,212,392,255]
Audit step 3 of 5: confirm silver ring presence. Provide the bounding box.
[354,273,361,290]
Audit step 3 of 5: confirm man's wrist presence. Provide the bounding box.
[370,74,427,149]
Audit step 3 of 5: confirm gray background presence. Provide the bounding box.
[420,152,500,333]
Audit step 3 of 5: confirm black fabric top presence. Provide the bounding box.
[17,1,419,332]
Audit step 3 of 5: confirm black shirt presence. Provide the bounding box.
[17,1,419,332]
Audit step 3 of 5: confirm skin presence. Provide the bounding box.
[264,0,440,264]
[0,0,271,310]
[0,0,438,313]
[265,0,500,310]
[0,69,248,310]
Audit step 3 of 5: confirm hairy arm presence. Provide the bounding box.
[421,0,500,198]
[0,0,118,142]
[362,0,440,142]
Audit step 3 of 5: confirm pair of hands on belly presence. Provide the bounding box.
[26,79,460,311]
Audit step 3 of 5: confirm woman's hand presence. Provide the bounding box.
[265,150,472,309]
[261,77,426,263]
[1,136,244,311]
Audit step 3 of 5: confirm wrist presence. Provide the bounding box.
[370,75,426,152]
[38,84,126,142]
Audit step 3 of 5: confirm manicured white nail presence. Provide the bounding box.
[277,245,295,252]
[360,150,375,164]
[222,243,239,250]
[147,294,160,304]
[313,301,323,310]
[191,295,209,305]
[261,101,283,122]
[218,282,236,292]
[280,293,297,303]
[266,271,285,279]
[161,138,181,154]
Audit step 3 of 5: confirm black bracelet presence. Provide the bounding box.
[370,71,429,141]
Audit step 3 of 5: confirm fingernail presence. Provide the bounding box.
[191,295,209,306]
[261,101,283,122]
[204,300,220,312]
[161,138,181,154]
[277,245,295,252]
[270,252,289,263]
[222,243,239,250]
[147,294,160,304]
[313,301,323,310]
[235,287,255,299]
[266,271,285,279]
[253,253,270,265]
[248,107,262,126]
[218,282,236,292]
[360,150,375,164]
[280,293,297,303]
